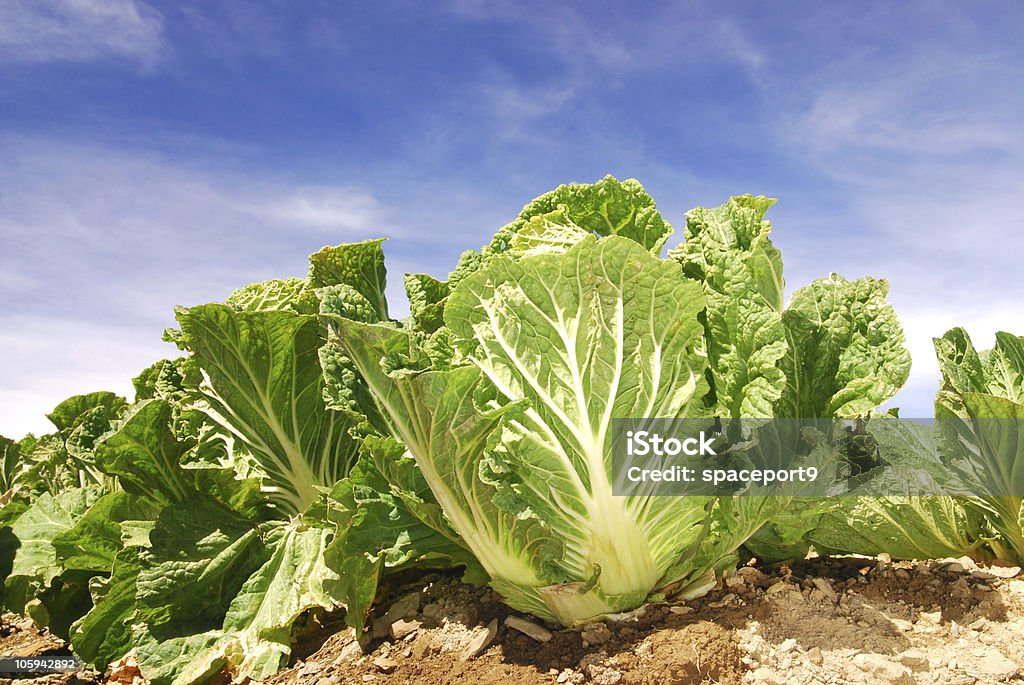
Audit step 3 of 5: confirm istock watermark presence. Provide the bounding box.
[610,417,1024,498]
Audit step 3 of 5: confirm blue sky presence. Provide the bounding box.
[2,1,1023,436]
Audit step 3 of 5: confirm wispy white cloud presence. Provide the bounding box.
[0,315,172,437]
[254,187,386,233]
[0,0,164,66]
[0,137,413,437]
[0,135,521,437]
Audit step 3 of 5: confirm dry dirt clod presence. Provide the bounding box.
[315,677,340,685]
[898,649,930,671]
[852,653,911,681]
[750,666,787,685]
[580,622,612,647]
[584,662,622,685]
[811,577,837,602]
[974,651,1018,679]
[504,615,553,642]
[459,618,498,660]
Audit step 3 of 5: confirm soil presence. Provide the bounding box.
[4,555,1024,685]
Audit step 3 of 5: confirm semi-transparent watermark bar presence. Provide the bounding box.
[610,417,1024,497]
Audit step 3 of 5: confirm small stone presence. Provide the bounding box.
[361,676,376,683]
[336,639,363,663]
[669,605,694,615]
[421,602,443,619]
[751,667,787,685]
[811,577,837,601]
[460,618,498,660]
[390,618,421,640]
[899,650,930,671]
[853,653,911,680]
[778,638,798,653]
[890,618,914,632]
[933,559,966,574]
[950,620,960,638]
[315,677,340,685]
[985,564,1022,579]
[956,555,979,571]
[372,592,422,638]
[805,647,823,665]
[975,652,1018,678]
[766,581,788,595]
[372,656,396,673]
[299,661,322,676]
[945,677,975,685]
[556,668,574,683]
[505,615,553,642]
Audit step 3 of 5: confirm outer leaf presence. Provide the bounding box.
[4,485,103,614]
[71,547,142,669]
[669,195,787,417]
[136,494,269,635]
[47,392,127,437]
[323,438,485,633]
[176,306,361,514]
[135,521,340,685]
[52,490,158,573]
[95,400,193,505]
[1,435,29,493]
[308,238,389,320]
[778,274,911,418]
[488,176,674,256]
[812,496,984,560]
[226,277,318,314]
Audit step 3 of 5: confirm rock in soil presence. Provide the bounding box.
[504,615,553,642]
[460,618,498,660]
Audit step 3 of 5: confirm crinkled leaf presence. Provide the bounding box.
[488,176,673,256]
[52,490,159,573]
[71,547,142,669]
[96,400,194,505]
[176,306,362,514]
[136,494,269,636]
[226,277,319,314]
[47,392,127,438]
[669,195,787,417]
[405,273,450,334]
[308,238,389,320]
[5,485,103,614]
[778,274,911,418]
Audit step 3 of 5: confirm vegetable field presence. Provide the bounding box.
[2,177,1022,684]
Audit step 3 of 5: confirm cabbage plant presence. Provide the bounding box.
[322,177,912,625]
